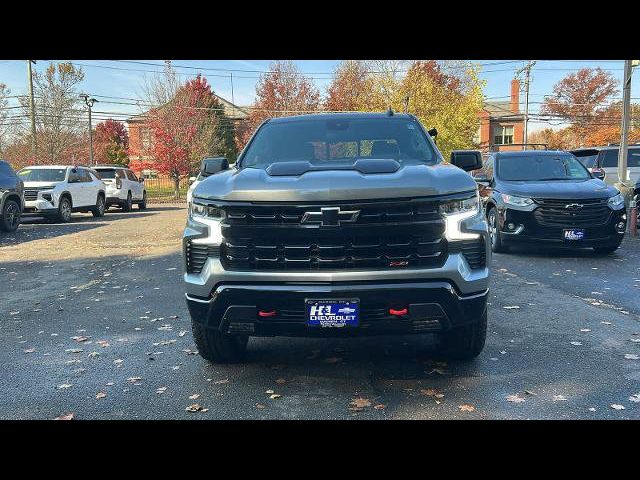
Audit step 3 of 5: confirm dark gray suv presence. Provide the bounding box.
[183,113,490,363]
[0,160,23,232]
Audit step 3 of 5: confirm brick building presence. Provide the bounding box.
[127,94,248,175]
[477,79,525,152]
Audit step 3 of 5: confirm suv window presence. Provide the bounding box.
[19,167,68,182]
[0,161,16,178]
[68,169,82,183]
[629,148,640,167]
[79,169,93,182]
[125,170,138,181]
[496,154,591,181]
[600,148,640,168]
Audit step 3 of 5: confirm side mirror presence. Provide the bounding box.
[450,150,482,172]
[474,176,490,186]
[591,168,606,180]
[201,157,229,177]
[188,176,196,185]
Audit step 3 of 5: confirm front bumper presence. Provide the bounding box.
[497,204,626,248]
[186,281,488,337]
[22,199,57,215]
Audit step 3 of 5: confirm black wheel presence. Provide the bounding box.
[438,309,487,360]
[487,207,508,253]
[57,196,72,223]
[191,320,248,363]
[593,243,621,255]
[91,194,105,217]
[137,191,147,210]
[0,198,21,232]
[123,192,132,212]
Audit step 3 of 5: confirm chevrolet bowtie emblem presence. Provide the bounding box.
[301,207,360,227]
[565,203,583,210]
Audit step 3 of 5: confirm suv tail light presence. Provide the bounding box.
[116,177,122,189]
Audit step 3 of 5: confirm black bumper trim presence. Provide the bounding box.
[186,281,488,337]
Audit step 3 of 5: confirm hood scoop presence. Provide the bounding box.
[266,158,401,176]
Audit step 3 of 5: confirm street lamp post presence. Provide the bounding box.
[79,94,98,166]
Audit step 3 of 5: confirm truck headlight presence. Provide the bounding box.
[189,201,225,220]
[440,193,481,240]
[608,193,624,208]
[501,194,534,207]
[189,201,225,245]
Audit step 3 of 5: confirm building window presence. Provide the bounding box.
[494,125,514,145]
[141,128,153,150]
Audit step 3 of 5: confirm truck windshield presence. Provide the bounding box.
[241,117,438,169]
[497,154,592,181]
[18,168,67,182]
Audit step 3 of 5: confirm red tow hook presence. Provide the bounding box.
[389,307,408,316]
[258,309,277,318]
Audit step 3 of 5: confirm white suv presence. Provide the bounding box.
[94,165,147,212]
[18,165,106,222]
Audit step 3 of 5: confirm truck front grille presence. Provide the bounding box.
[450,239,486,269]
[533,198,611,227]
[219,199,448,272]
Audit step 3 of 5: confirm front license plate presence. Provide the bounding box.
[306,299,360,328]
[563,229,585,240]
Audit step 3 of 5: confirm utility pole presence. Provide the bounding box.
[27,60,37,163]
[516,60,536,151]
[79,94,98,166]
[618,60,633,184]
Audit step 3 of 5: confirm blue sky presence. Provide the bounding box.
[1,60,637,133]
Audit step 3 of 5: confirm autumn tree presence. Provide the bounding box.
[236,61,320,149]
[0,83,12,156]
[142,74,237,197]
[18,62,86,164]
[542,68,618,139]
[325,61,375,111]
[527,128,576,150]
[94,119,129,165]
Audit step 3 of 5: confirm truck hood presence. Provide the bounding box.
[193,162,477,202]
[499,178,617,199]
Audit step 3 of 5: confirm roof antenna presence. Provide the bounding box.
[386,106,394,116]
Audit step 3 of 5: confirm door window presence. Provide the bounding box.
[601,149,618,168]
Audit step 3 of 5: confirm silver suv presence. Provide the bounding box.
[183,113,490,363]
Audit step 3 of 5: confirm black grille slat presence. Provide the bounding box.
[186,242,220,274]
[533,198,610,227]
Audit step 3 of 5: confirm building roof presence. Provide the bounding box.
[483,101,524,121]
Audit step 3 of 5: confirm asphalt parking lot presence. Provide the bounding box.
[1,205,639,419]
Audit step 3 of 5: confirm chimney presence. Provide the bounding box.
[510,79,520,113]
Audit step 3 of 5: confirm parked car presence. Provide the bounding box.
[571,144,640,186]
[0,159,24,232]
[93,165,146,211]
[183,112,489,363]
[17,165,106,222]
[476,150,626,254]
[186,158,229,206]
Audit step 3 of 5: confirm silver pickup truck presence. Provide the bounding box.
[183,112,490,363]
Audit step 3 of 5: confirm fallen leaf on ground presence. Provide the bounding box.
[213,379,229,385]
[57,384,72,390]
[189,394,200,400]
[182,348,198,355]
[458,404,475,412]
[628,394,640,403]
[506,394,525,403]
[570,341,583,346]
[611,404,625,410]
[524,390,537,396]
[255,403,266,409]
[420,388,444,398]
[178,331,187,337]
[23,348,35,353]
[275,378,286,384]
[127,377,143,384]
[71,335,90,343]
[374,404,386,410]
[54,412,74,420]
[624,354,640,360]
[426,368,449,375]
[553,395,568,402]
[96,392,106,399]
[156,387,167,394]
[580,329,591,333]
[349,397,372,411]
[185,403,208,413]
[269,394,281,400]
[503,306,520,310]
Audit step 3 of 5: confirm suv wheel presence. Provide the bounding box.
[0,198,21,232]
[438,309,487,360]
[123,192,132,212]
[57,196,72,223]
[92,194,105,217]
[191,320,249,363]
[137,191,147,210]
[488,207,508,253]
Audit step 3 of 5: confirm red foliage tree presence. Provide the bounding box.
[325,60,374,112]
[236,61,320,150]
[94,119,129,165]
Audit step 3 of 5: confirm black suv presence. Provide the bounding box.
[476,150,626,254]
[0,160,23,232]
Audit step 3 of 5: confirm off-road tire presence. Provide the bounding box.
[57,196,72,223]
[123,192,133,212]
[191,320,249,363]
[438,309,487,360]
[91,193,105,217]
[0,198,21,232]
